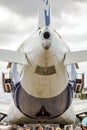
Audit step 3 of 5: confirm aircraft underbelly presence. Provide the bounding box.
[3,104,76,124]
[13,83,73,120]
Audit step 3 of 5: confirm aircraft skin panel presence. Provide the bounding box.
[0,104,10,115]
[0,94,12,115]
[21,57,68,98]
[72,99,87,115]
[64,50,87,65]
[2,100,26,123]
[59,104,76,124]
[0,49,28,65]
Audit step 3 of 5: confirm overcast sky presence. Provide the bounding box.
[0,0,87,91]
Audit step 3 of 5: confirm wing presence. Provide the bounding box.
[72,98,87,115]
[64,50,87,65]
[0,93,12,115]
[0,49,28,65]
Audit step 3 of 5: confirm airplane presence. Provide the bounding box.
[0,0,87,125]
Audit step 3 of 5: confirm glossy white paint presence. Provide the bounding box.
[65,50,87,65]
[19,27,69,98]
[0,49,28,65]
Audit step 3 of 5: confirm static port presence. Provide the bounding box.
[43,32,50,39]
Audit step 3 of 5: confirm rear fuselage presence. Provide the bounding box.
[3,27,76,124]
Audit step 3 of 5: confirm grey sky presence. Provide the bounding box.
[0,0,38,16]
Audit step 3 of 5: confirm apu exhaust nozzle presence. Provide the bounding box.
[43,32,50,39]
[41,31,51,50]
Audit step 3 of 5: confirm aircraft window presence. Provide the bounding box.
[35,65,56,75]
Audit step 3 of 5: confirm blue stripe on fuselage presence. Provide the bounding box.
[43,0,48,5]
[46,0,48,5]
[10,63,20,92]
[44,6,50,26]
[43,0,50,26]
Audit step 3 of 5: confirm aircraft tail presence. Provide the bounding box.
[38,0,50,29]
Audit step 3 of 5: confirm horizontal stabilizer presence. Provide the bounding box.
[64,50,87,65]
[0,49,28,65]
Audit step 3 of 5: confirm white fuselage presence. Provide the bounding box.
[20,27,69,98]
[3,27,76,124]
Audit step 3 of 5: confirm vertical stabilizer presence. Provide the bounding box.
[38,0,50,29]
